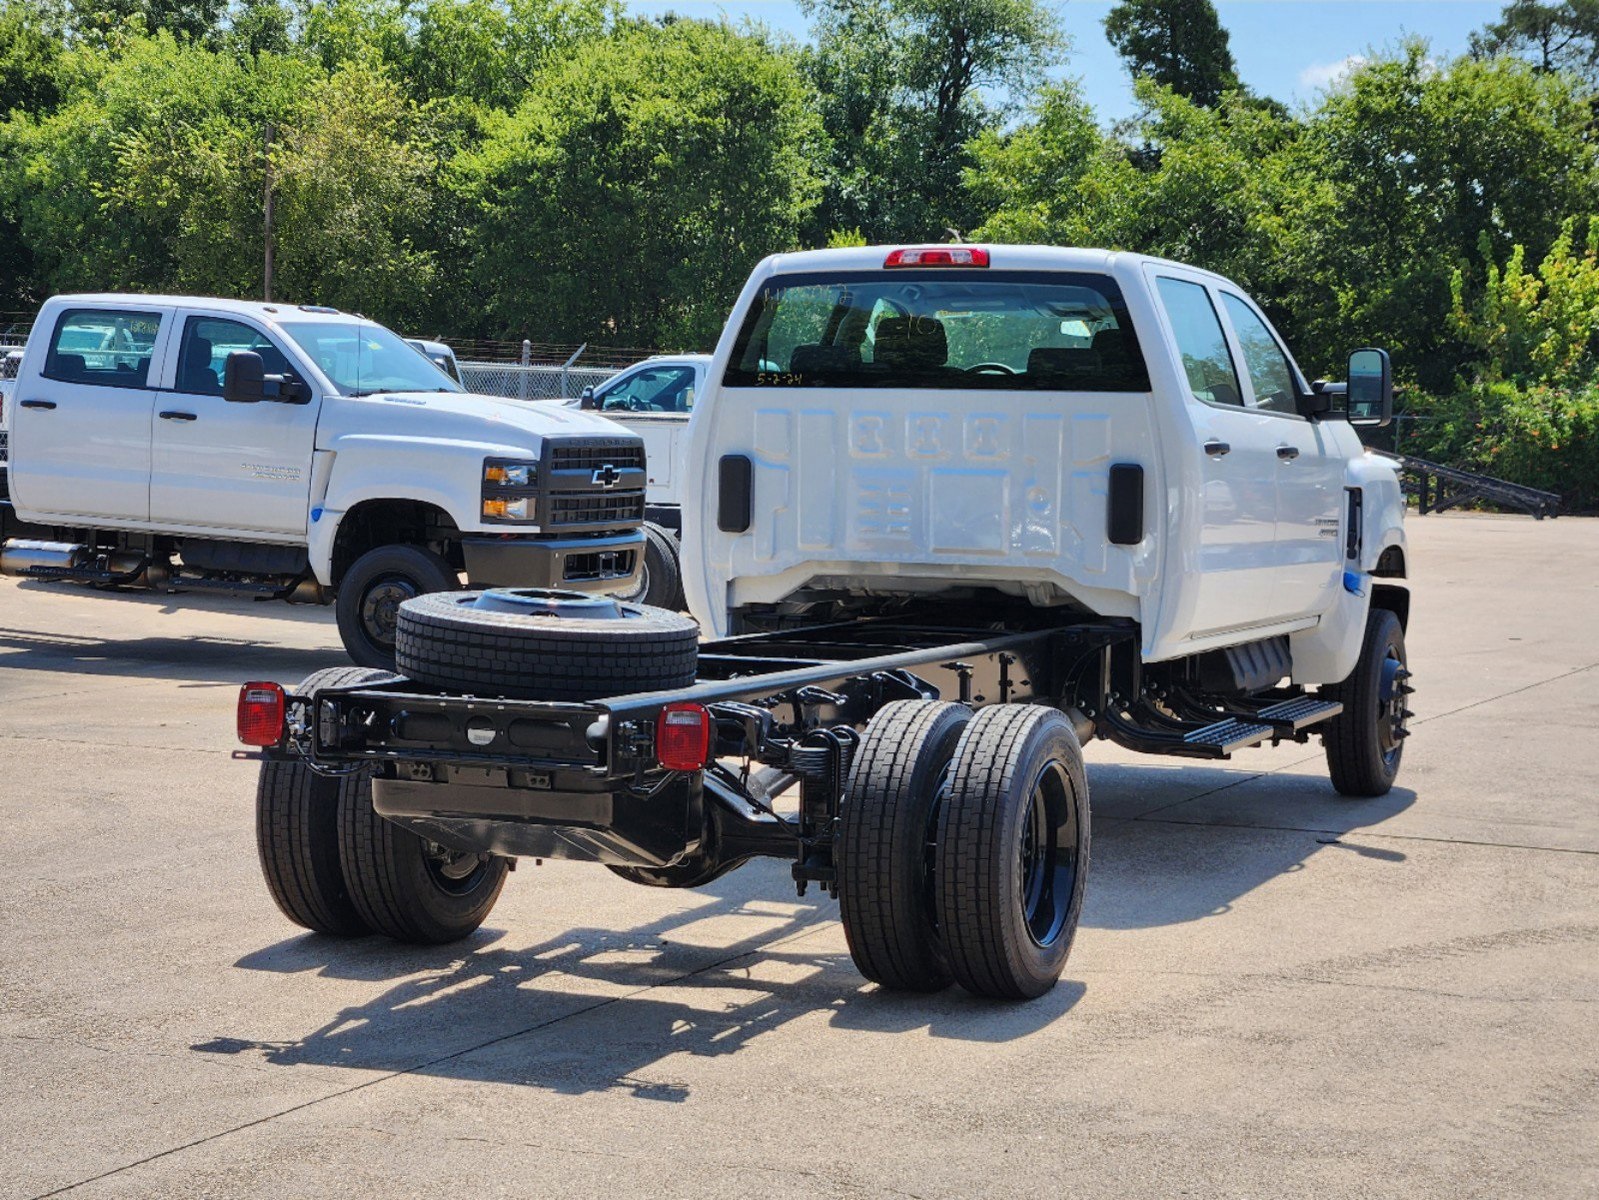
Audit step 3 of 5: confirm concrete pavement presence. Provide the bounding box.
[1,514,1595,1198]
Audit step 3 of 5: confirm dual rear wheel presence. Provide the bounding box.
[255,668,508,944]
[838,701,1090,1001]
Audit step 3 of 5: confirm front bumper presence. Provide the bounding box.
[460,530,643,593]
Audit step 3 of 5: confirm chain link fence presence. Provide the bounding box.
[457,361,621,402]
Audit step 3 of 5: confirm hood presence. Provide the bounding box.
[337,389,639,446]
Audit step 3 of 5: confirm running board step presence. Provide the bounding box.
[1249,697,1343,733]
[1182,718,1274,753]
[1098,705,1275,759]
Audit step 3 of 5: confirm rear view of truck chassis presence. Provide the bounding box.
[247,598,1407,1001]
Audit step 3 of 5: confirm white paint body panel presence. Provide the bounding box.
[8,294,636,582]
[683,246,1406,685]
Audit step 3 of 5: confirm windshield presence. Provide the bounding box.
[725,269,1149,392]
[280,321,465,396]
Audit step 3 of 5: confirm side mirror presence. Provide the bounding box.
[223,350,266,403]
[223,350,308,404]
[1346,347,1393,427]
[579,385,597,410]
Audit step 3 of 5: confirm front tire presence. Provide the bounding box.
[616,522,685,611]
[935,706,1090,1000]
[838,700,972,992]
[335,544,459,670]
[1322,606,1411,797]
[337,771,509,944]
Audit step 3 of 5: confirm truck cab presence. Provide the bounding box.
[684,245,1406,687]
[1,295,647,665]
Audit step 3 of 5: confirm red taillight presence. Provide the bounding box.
[884,246,990,269]
[656,702,711,772]
[238,681,287,747]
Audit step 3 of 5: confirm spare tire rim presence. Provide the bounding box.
[467,588,629,620]
[362,576,420,645]
[1018,760,1079,948]
[424,841,489,894]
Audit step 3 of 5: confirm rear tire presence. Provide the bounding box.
[935,706,1090,1000]
[336,544,458,670]
[1322,606,1410,797]
[337,771,509,944]
[839,701,972,992]
[254,667,397,936]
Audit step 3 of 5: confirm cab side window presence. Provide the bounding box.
[599,366,696,413]
[1220,293,1299,415]
[1155,278,1242,406]
[175,317,285,397]
[44,308,162,389]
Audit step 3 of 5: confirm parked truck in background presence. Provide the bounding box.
[0,295,646,666]
[241,245,1411,1003]
[573,352,709,608]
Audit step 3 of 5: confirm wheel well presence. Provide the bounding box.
[331,499,460,587]
[1374,544,1406,578]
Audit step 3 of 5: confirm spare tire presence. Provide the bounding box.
[394,588,699,701]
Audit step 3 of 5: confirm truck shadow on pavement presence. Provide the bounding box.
[195,868,1084,1099]
[0,625,343,685]
[1084,761,1416,929]
[193,769,1411,1099]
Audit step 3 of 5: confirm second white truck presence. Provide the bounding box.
[0,295,646,665]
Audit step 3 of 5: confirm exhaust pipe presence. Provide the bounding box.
[0,539,88,576]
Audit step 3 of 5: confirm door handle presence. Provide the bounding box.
[1276,444,1301,461]
[159,410,198,422]
[1203,440,1230,456]
[20,399,55,410]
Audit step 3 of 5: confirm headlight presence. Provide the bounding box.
[482,457,538,522]
[484,460,535,487]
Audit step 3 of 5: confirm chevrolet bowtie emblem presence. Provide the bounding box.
[592,464,622,488]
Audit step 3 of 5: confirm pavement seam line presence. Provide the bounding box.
[26,923,827,1200]
[1122,813,1599,856]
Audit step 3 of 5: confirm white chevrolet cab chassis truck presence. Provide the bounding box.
[0,295,646,666]
[241,246,1410,1001]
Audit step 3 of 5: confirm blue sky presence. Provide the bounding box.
[625,1,1508,121]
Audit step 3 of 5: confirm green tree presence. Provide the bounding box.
[803,0,1065,243]
[1470,0,1599,82]
[67,0,229,45]
[1103,0,1239,107]
[460,19,823,345]
[970,80,1302,319]
[1,0,65,117]
[1282,43,1599,386]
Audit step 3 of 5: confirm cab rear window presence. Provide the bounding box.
[724,270,1150,392]
[44,308,162,389]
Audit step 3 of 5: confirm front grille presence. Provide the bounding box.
[0,466,9,503]
[545,491,646,527]
[0,430,8,464]
[549,438,645,473]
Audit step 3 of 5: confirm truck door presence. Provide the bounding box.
[8,304,169,522]
[1215,291,1344,621]
[149,314,319,535]
[1149,274,1286,635]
